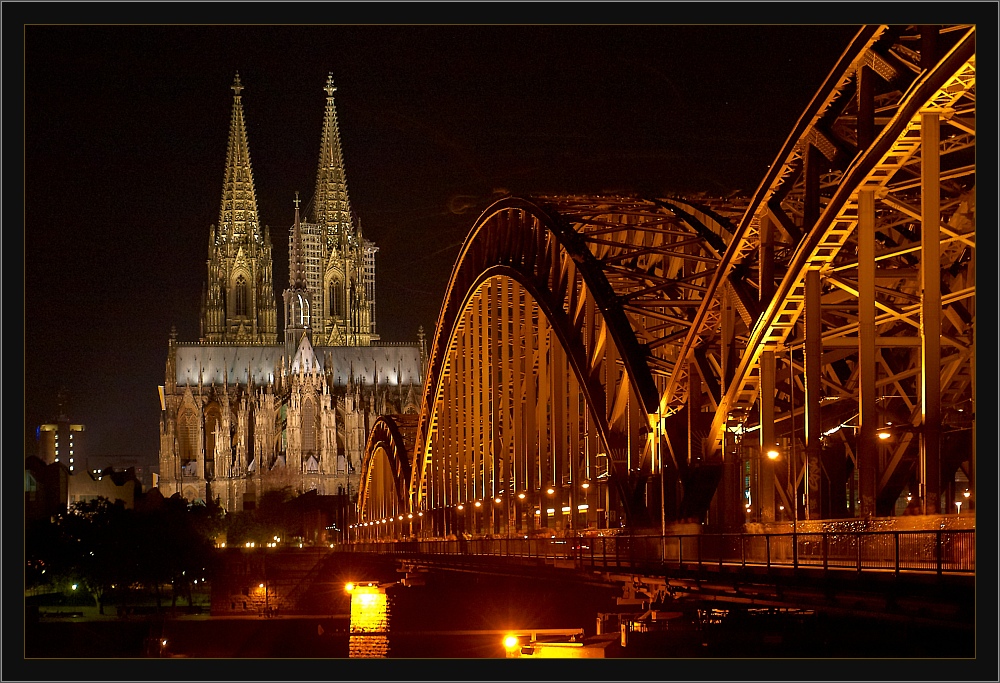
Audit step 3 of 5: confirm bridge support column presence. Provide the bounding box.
[804,269,823,520]
[857,189,877,518]
[920,111,942,515]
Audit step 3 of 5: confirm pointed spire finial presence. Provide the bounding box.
[324,73,336,97]
[232,72,243,96]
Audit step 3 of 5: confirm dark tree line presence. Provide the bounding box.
[26,487,335,613]
[26,495,223,613]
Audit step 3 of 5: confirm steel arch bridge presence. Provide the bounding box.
[353,24,976,541]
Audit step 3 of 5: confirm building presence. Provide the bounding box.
[35,392,85,473]
[157,73,425,512]
[25,457,143,520]
[87,455,152,491]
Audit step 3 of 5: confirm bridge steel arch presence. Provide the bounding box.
[378,194,747,536]
[684,24,976,525]
[355,414,418,541]
[356,24,975,537]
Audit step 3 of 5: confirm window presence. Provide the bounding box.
[235,275,248,316]
[329,280,340,317]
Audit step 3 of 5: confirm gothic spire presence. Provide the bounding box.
[201,72,278,345]
[310,73,353,248]
[219,72,263,245]
[290,192,307,289]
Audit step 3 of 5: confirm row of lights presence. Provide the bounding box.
[353,484,598,528]
[350,512,424,530]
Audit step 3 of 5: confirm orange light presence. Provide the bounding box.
[503,635,519,649]
[766,448,780,460]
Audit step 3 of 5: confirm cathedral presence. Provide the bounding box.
[157,73,426,512]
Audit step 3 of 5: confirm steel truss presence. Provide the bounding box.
[356,25,975,537]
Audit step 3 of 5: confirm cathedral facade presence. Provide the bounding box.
[157,73,425,512]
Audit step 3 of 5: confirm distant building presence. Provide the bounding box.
[25,457,142,519]
[69,467,142,509]
[157,73,426,513]
[36,417,85,474]
[87,454,152,491]
[25,456,69,521]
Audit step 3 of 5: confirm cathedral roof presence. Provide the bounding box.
[173,343,423,389]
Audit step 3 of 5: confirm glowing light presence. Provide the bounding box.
[71,584,78,590]
[546,508,555,514]
[581,481,590,489]
[963,489,971,499]
[877,430,891,440]
[408,513,414,519]
[766,448,780,460]
[474,501,482,508]
[457,504,464,511]
[345,582,355,592]
[577,504,589,511]
[546,488,555,495]
[518,492,526,500]
[494,498,501,504]
[561,506,571,513]
[259,583,265,588]
[504,635,519,649]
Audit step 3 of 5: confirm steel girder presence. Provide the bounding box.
[690,25,976,518]
[356,414,417,538]
[357,24,976,534]
[405,195,742,530]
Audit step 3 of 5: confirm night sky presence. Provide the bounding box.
[21,9,885,468]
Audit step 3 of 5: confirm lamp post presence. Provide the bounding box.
[766,442,796,561]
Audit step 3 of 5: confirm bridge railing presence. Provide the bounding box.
[344,529,975,576]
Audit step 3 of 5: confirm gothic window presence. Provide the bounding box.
[178,409,199,467]
[301,397,316,456]
[329,280,340,318]
[235,275,248,317]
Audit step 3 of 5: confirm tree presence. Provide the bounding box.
[56,497,131,614]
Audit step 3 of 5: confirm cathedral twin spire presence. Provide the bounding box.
[200,72,278,344]
[202,71,375,348]
[311,74,354,250]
